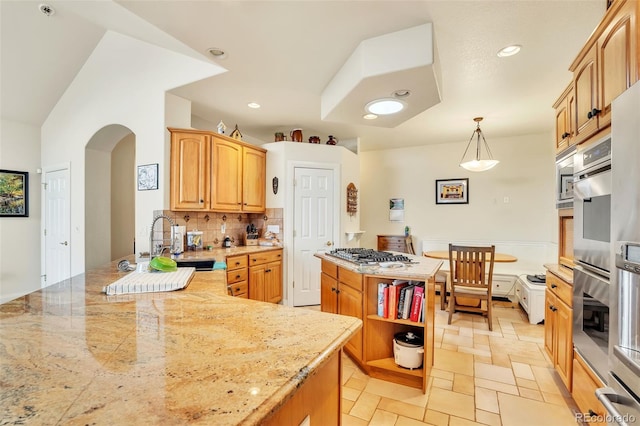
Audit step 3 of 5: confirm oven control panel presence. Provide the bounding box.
[618,242,640,273]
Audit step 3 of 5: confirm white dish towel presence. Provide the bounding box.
[102,267,195,295]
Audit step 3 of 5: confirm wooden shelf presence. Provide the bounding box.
[366,314,425,328]
[366,357,423,378]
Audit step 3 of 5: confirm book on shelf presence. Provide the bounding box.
[397,284,414,319]
[377,283,388,317]
[400,286,415,319]
[388,281,409,319]
[409,285,425,322]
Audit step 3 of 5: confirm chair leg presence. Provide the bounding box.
[440,285,446,311]
[487,299,493,331]
[447,294,454,325]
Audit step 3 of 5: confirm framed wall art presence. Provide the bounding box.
[137,163,158,191]
[0,169,29,217]
[435,178,469,205]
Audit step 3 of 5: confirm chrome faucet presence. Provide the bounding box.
[149,214,175,260]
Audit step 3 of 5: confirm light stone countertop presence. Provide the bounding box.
[544,263,574,285]
[157,244,283,262]
[314,251,443,281]
[0,257,361,425]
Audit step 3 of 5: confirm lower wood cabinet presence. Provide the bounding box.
[572,351,608,425]
[226,249,282,303]
[544,271,573,391]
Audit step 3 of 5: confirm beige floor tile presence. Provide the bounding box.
[473,354,494,365]
[473,334,490,346]
[343,386,362,402]
[423,409,449,426]
[508,353,550,368]
[490,352,512,369]
[511,361,535,380]
[498,392,577,426]
[377,398,425,420]
[441,342,459,351]
[519,386,544,401]
[453,373,475,396]
[475,362,516,385]
[345,376,368,391]
[364,378,429,407]
[542,391,574,408]
[395,416,431,426]
[430,368,454,381]
[448,416,484,426]
[530,365,569,396]
[433,348,474,376]
[427,387,475,420]
[475,409,502,426]
[459,346,492,358]
[515,376,539,390]
[443,333,475,348]
[432,377,453,390]
[349,392,381,421]
[342,413,369,426]
[475,386,499,413]
[368,409,398,426]
[342,398,355,413]
[474,377,519,395]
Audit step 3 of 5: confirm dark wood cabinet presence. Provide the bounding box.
[377,235,415,254]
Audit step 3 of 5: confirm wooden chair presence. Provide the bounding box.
[404,236,415,255]
[447,244,495,330]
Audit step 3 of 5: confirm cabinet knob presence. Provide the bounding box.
[336,289,341,294]
[587,108,602,119]
[266,269,271,273]
[588,409,597,417]
[236,275,241,279]
[331,287,336,292]
[551,284,557,289]
[561,132,570,139]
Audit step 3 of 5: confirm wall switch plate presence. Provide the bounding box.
[267,225,280,234]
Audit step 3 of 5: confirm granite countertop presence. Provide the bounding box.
[544,263,574,285]
[166,245,283,262]
[314,251,443,281]
[0,257,360,425]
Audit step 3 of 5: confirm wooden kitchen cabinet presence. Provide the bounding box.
[320,260,364,362]
[572,351,608,425]
[553,83,576,153]
[569,0,638,145]
[559,209,574,268]
[227,254,249,298]
[377,235,414,254]
[249,249,283,304]
[544,271,573,391]
[169,130,210,210]
[169,128,266,213]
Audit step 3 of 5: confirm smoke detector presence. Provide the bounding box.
[39,4,55,17]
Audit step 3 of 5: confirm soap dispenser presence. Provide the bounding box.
[223,236,231,248]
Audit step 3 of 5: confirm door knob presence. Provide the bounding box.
[59,241,68,246]
[326,241,333,246]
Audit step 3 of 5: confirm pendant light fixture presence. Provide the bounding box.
[459,117,499,172]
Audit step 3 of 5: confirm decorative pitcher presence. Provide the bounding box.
[290,128,303,142]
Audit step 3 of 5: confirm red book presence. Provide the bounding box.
[410,285,425,322]
[383,286,389,318]
[388,282,408,319]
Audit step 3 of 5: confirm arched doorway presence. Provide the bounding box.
[85,125,135,270]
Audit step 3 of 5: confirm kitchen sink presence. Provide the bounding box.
[176,259,215,271]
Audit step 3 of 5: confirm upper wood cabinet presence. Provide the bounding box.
[169,128,267,213]
[170,130,210,210]
[553,83,576,153]
[569,0,638,145]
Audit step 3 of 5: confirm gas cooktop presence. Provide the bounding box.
[326,248,411,264]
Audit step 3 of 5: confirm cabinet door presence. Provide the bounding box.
[242,146,266,212]
[544,289,557,359]
[170,131,209,210]
[597,0,637,129]
[339,284,363,360]
[211,138,243,211]
[555,299,573,390]
[553,84,575,153]
[321,273,338,314]
[264,260,282,304]
[573,46,599,144]
[249,264,266,302]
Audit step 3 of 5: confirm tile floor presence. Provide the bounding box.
[304,297,582,425]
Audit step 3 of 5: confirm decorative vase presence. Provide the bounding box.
[326,135,338,145]
[309,136,320,144]
[274,132,284,142]
[290,128,303,142]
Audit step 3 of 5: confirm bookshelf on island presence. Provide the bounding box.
[315,252,443,393]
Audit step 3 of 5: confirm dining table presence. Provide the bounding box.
[422,250,518,263]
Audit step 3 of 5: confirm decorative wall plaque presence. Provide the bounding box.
[347,182,358,215]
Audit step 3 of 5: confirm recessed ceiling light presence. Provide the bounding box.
[363,113,378,120]
[365,98,405,115]
[247,102,260,109]
[207,47,227,59]
[497,45,521,58]
[39,3,55,16]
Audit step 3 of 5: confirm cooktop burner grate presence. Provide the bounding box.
[327,248,411,264]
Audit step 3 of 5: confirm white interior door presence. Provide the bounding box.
[293,167,334,306]
[43,167,71,286]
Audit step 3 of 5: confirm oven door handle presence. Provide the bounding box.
[595,388,627,425]
[575,260,610,281]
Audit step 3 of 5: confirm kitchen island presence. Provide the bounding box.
[0,258,361,425]
[315,251,442,393]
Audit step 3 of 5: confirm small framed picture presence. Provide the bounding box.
[137,163,158,191]
[0,169,29,217]
[435,178,469,205]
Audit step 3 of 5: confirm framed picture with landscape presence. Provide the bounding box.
[435,178,468,205]
[0,169,29,217]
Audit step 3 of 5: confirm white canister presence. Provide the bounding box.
[393,331,424,369]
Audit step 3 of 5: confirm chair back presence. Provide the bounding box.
[448,244,495,291]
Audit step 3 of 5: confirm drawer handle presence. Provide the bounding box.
[561,132,570,139]
[549,305,557,312]
[551,284,557,289]
[266,269,271,273]
[236,275,241,279]
[236,262,241,266]
[331,287,336,292]
[235,287,240,292]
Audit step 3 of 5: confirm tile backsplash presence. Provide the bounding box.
[153,208,283,249]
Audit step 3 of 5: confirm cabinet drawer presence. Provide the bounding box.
[249,249,283,266]
[227,254,248,270]
[227,268,248,284]
[546,272,572,307]
[572,352,607,424]
[322,260,338,280]
[228,281,248,298]
[338,267,363,292]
